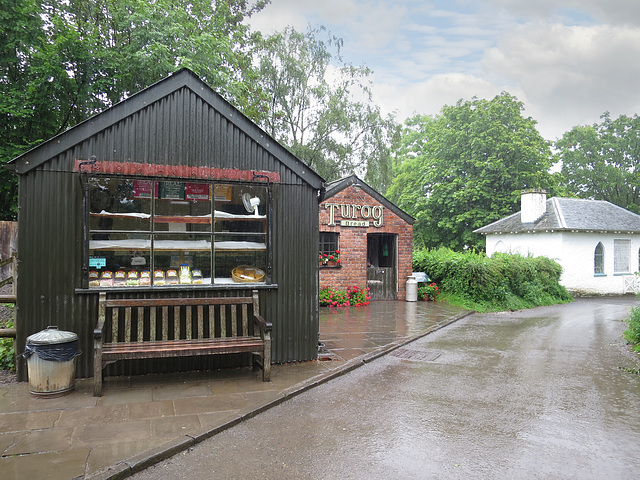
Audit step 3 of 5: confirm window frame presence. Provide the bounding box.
[614,239,631,275]
[319,231,340,268]
[594,242,605,276]
[82,175,271,289]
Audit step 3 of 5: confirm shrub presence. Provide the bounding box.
[347,285,371,306]
[319,285,371,307]
[413,247,572,312]
[418,282,440,301]
[0,320,15,371]
[319,287,350,307]
[624,306,640,351]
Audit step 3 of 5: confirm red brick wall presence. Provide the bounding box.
[319,185,413,300]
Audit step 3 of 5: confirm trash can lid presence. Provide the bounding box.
[26,326,78,345]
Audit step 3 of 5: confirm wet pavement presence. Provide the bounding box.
[0,300,470,480]
[128,296,640,480]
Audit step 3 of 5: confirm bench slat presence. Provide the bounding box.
[102,337,265,362]
[242,303,248,336]
[174,306,180,339]
[150,307,157,342]
[124,308,131,342]
[112,309,119,343]
[137,307,144,342]
[231,305,237,337]
[162,306,169,341]
[197,305,204,339]
[105,297,253,308]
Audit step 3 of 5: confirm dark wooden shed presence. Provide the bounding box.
[8,69,324,380]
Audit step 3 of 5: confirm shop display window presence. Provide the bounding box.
[85,176,268,288]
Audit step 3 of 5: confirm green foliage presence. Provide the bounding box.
[319,285,371,307]
[0,320,14,371]
[255,26,398,191]
[417,282,439,301]
[388,93,558,251]
[556,112,640,213]
[413,248,572,312]
[624,306,640,352]
[0,0,268,220]
[319,286,350,307]
[346,285,371,306]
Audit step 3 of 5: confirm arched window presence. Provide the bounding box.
[594,242,605,275]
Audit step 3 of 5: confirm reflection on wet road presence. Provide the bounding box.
[132,297,640,479]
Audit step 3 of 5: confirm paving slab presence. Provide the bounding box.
[0,300,470,480]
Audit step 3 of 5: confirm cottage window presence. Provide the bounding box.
[319,232,339,255]
[594,242,605,275]
[84,177,268,287]
[614,239,631,274]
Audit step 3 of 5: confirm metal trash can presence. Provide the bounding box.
[24,326,79,397]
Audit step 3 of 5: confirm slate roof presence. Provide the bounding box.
[474,197,640,234]
[320,175,415,225]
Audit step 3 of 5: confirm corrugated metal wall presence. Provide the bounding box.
[15,85,320,379]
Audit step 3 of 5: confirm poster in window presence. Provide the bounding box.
[214,184,232,202]
[133,180,158,199]
[160,181,185,200]
[186,183,211,201]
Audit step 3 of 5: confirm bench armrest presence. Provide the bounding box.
[95,292,106,340]
[94,319,105,340]
[254,314,273,334]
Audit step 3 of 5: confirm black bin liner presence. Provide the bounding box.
[23,326,80,362]
[23,340,79,362]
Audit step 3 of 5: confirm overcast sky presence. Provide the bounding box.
[248,0,640,141]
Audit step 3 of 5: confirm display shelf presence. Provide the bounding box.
[89,239,266,251]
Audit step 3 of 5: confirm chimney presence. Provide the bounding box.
[521,189,547,223]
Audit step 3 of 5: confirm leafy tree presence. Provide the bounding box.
[0,0,268,220]
[388,93,558,251]
[556,112,640,213]
[255,26,397,191]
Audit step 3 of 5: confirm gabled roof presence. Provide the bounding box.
[8,68,325,188]
[320,175,415,225]
[474,197,640,234]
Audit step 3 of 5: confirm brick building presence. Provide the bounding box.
[319,176,415,300]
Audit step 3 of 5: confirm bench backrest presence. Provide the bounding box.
[98,291,260,344]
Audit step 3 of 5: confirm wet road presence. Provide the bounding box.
[131,297,640,479]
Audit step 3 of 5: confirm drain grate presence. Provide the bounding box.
[391,348,441,362]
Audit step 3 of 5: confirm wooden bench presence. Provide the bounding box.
[93,290,272,396]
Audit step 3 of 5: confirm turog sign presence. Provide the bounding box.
[324,202,384,227]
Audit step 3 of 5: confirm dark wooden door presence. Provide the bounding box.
[367,234,397,300]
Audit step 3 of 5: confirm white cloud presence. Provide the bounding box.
[484,22,640,138]
[372,73,504,120]
[248,0,640,140]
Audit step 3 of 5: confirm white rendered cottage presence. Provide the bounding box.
[474,189,640,295]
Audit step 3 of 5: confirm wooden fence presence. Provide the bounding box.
[0,221,17,341]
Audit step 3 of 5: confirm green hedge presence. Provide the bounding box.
[624,305,640,352]
[413,247,572,312]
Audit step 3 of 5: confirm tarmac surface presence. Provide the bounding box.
[129,296,640,480]
[0,299,471,480]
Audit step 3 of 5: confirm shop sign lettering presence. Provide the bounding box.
[325,203,383,227]
[341,220,369,227]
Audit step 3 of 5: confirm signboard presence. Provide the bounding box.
[160,181,184,200]
[133,180,158,199]
[214,184,232,202]
[89,257,107,269]
[185,183,210,201]
[341,220,369,227]
[324,203,384,227]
